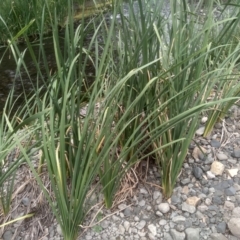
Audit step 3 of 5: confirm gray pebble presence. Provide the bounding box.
[175,224,185,232]
[216,222,226,233]
[216,153,228,161]
[214,123,222,129]
[101,220,109,229]
[209,233,228,240]
[163,232,173,240]
[3,230,13,240]
[136,220,146,230]
[181,178,191,185]
[225,186,236,196]
[21,197,30,206]
[153,191,162,200]
[192,166,203,179]
[212,196,223,205]
[228,218,240,238]
[211,140,221,148]
[123,207,132,217]
[170,229,185,240]
[182,202,196,214]
[172,216,186,223]
[118,203,127,210]
[171,194,181,205]
[232,148,240,158]
[138,199,146,207]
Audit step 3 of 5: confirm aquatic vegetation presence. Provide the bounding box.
[0,0,240,239]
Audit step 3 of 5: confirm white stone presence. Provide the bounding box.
[210,161,225,176]
[172,216,186,223]
[205,198,212,206]
[201,116,208,124]
[123,221,130,231]
[195,126,205,136]
[136,220,146,230]
[148,233,156,240]
[134,216,140,222]
[119,224,125,235]
[156,211,163,217]
[139,199,146,207]
[118,203,127,210]
[138,231,146,237]
[158,203,170,213]
[159,219,167,226]
[56,224,62,235]
[185,228,200,240]
[207,171,215,179]
[227,169,239,177]
[228,218,240,238]
[140,188,148,195]
[148,224,157,236]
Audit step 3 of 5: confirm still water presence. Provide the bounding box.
[0,37,59,112]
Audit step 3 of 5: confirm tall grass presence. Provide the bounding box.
[0,0,240,239]
[0,0,111,43]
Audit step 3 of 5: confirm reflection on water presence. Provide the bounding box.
[0,36,59,113]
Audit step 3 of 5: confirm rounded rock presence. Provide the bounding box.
[158,203,170,213]
[232,148,240,158]
[3,230,13,240]
[148,224,157,236]
[195,127,205,136]
[136,220,146,230]
[123,221,130,231]
[153,191,162,200]
[192,166,203,180]
[216,153,228,161]
[228,218,240,238]
[210,161,225,176]
[182,202,196,214]
[159,219,167,226]
[170,229,185,240]
[185,227,200,240]
[21,197,30,206]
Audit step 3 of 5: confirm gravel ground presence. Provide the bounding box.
[1,104,240,240]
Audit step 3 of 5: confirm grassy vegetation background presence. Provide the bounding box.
[0,0,240,239]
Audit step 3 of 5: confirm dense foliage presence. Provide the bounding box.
[0,0,240,239]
